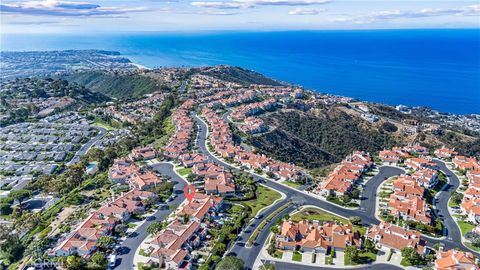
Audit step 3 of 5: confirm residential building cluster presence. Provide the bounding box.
[316,151,373,197]
[53,189,157,257]
[201,107,303,182]
[378,146,440,225]
[109,154,162,191]
[189,73,241,90]
[0,50,137,80]
[230,98,276,121]
[0,113,98,193]
[457,157,480,224]
[388,175,431,224]
[163,100,196,159]
[163,99,237,197]
[101,92,165,124]
[143,193,224,269]
[238,117,268,134]
[275,219,361,253]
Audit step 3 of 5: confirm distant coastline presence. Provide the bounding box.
[1,29,479,114]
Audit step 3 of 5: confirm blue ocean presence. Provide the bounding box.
[2,29,479,114]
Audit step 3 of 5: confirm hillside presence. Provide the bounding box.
[195,65,283,86]
[246,107,400,169]
[0,77,110,126]
[246,106,480,170]
[58,71,168,99]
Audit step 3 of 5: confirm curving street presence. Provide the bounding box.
[115,162,188,270]
[192,113,480,269]
[67,126,108,165]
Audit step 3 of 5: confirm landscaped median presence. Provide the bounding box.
[246,202,292,247]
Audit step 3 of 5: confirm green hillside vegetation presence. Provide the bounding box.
[197,65,283,86]
[246,108,399,169]
[59,71,169,99]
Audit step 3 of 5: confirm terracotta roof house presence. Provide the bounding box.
[54,213,118,257]
[379,149,408,165]
[434,249,478,270]
[412,168,438,189]
[204,171,236,196]
[131,171,162,190]
[130,146,157,160]
[454,156,480,172]
[434,148,458,159]
[177,193,223,221]
[405,157,437,170]
[461,198,480,224]
[108,159,139,183]
[366,221,426,254]
[276,220,361,254]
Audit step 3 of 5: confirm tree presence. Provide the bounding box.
[401,247,424,266]
[270,226,279,234]
[212,243,226,256]
[350,189,360,199]
[9,189,32,203]
[465,232,480,247]
[65,255,86,270]
[0,203,12,215]
[259,263,275,270]
[349,216,362,225]
[345,246,359,265]
[215,256,244,270]
[363,239,376,253]
[267,243,277,256]
[147,221,165,235]
[87,252,107,270]
[0,225,23,264]
[341,194,352,204]
[98,236,115,249]
[450,191,464,205]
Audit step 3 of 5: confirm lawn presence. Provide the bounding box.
[176,167,192,177]
[154,116,175,149]
[291,207,366,235]
[273,250,283,259]
[241,185,281,218]
[465,242,480,252]
[292,251,302,262]
[448,197,460,208]
[291,207,349,224]
[458,221,476,236]
[283,180,302,189]
[92,116,121,131]
[358,251,377,262]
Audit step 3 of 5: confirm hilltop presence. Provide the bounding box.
[246,103,480,172]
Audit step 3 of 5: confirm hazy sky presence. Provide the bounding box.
[1,0,479,33]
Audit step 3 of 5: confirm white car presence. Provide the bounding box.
[109,255,117,268]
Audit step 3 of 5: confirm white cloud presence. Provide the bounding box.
[288,7,323,15]
[334,4,480,24]
[191,1,252,9]
[0,0,149,16]
[191,0,330,9]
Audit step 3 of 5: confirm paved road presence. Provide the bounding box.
[115,162,188,270]
[193,113,480,268]
[178,80,187,93]
[230,203,296,269]
[359,166,404,219]
[67,127,107,165]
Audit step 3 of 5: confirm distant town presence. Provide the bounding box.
[0,50,479,270]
